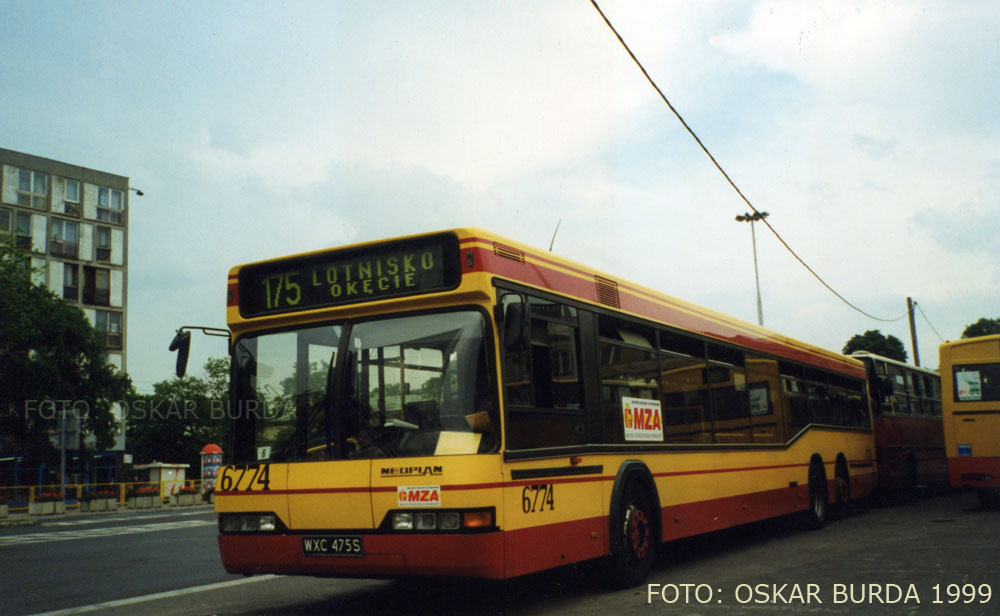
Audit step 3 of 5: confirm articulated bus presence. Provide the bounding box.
[849,352,946,496]
[208,229,876,587]
[940,335,1000,506]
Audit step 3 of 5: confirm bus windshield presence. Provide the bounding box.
[233,310,497,462]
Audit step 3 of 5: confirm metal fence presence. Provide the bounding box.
[0,480,206,512]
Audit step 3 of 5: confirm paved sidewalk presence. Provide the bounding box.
[0,501,214,528]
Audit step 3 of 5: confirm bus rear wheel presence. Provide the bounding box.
[831,463,850,520]
[802,459,827,529]
[608,481,656,588]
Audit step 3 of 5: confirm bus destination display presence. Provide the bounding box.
[239,234,460,317]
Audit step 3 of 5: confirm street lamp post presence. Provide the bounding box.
[735,211,769,326]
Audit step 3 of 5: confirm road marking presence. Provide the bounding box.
[31,575,279,616]
[0,519,216,546]
[45,509,212,526]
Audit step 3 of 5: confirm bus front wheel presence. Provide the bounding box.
[608,481,656,588]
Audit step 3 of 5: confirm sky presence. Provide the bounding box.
[1,0,997,393]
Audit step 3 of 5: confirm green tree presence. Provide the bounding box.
[0,234,132,463]
[203,356,232,452]
[962,318,1000,339]
[125,360,229,469]
[843,330,908,362]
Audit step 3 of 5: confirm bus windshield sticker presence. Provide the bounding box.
[397,485,441,507]
[622,397,663,442]
[956,370,982,401]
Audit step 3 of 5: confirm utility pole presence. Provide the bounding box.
[60,408,66,501]
[735,212,769,326]
[907,297,920,367]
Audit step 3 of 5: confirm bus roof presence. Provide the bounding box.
[940,335,1000,362]
[848,351,940,376]
[230,228,865,379]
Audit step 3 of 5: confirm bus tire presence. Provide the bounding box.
[802,458,827,530]
[608,481,656,588]
[831,457,850,520]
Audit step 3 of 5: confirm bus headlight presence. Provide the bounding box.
[392,512,414,530]
[219,513,280,534]
[221,516,241,533]
[258,514,276,532]
[415,512,437,530]
[439,512,461,530]
[383,508,495,533]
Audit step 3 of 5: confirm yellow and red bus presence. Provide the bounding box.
[940,335,1000,506]
[849,352,946,496]
[205,228,876,587]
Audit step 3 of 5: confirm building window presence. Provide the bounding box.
[50,219,79,258]
[95,310,123,349]
[96,226,112,262]
[0,207,10,233]
[97,187,124,224]
[64,179,81,216]
[14,211,32,250]
[63,263,79,301]
[83,266,110,306]
[18,169,48,209]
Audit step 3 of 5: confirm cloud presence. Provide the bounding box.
[852,134,899,161]
[913,204,1000,255]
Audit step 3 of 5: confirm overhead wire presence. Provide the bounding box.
[913,301,946,342]
[589,0,908,324]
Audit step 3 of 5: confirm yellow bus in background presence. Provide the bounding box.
[940,335,1000,506]
[201,229,876,587]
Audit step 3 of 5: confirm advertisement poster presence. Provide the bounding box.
[956,370,982,401]
[622,396,663,442]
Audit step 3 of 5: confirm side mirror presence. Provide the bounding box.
[502,301,530,352]
[169,330,192,378]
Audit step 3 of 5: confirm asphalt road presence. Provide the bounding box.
[2,490,997,616]
[0,506,225,616]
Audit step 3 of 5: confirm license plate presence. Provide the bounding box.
[302,535,364,557]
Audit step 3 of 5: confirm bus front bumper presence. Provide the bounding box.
[218,532,506,579]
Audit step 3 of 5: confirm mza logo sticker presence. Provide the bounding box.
[397,485,441,507]
[622,397,663,442]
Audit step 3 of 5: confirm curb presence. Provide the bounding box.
[0,518,42,528]
[0,502,214,529]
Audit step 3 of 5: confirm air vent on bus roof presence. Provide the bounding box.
[493,242,525,263]
[595,276,620,308]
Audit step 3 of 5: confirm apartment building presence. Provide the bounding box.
[0,148,132,450]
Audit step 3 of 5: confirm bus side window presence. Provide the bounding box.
[597,316,659,444]
[887,365,909,414]
[925,375,942,416]
[746,355,781,443]
[707,343,750,444]
[502,294,585,449]
[784,377,809,433]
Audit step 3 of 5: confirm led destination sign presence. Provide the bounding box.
[239,234,461,317]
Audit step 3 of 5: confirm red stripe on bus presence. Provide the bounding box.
[459,239,862,378]
[216,458,873,499]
